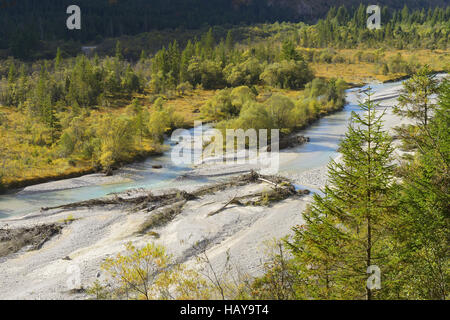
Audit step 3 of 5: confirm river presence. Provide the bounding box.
[0,77,436,219]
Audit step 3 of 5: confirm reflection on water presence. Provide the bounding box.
[0,80,406,218]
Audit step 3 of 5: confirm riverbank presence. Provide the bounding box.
[2,66,445,195]
[0,91,343,196]
[0,148,164,195]
[311,48,449,85]
[0,75,446,299]
[0,172,310,299]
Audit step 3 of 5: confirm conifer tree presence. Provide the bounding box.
[139,50,147,62]
[55,47,62,70]
[115,40,123,61]
[8,62,17,85]
[225,30,234,52]
[281,40,302,61]
[388,79,449,300]
[43,94,60,144]
[128,98,148,146]
[289,93,395,300]
[180,41,194,83]
[203,28,215,57]
[394,65,439,128]
[6,62,18,106]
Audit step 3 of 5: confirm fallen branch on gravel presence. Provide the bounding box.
[0,224,62,258]
[267,135,310,152]
[138,201,187,234]
[258,177,278,186]
[207,196,238,217]
[40,171,299,214]
[41,190,196,213]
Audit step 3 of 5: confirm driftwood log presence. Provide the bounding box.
[267,135,310,152]
[41,171,299,214]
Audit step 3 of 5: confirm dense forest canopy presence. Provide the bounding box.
[1,0,447,39]
[0,0,449,58]
[0,3,448,61]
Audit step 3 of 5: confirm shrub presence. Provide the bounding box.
[58,132,75,157]
[201,88,254,121]
[176,81,193,95]
[87,242,211,300]
[96,115,135,171]
[224,58,263,87]
[260,60,313,89]
[188,59,225,89]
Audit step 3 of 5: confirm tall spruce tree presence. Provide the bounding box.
[8,62,17,85]
[288,93,395,300]
[389,79,449,300]
[115,40,123,61]
[281,40,302,61]
[43,94,60,144]
[394,65,439,128]
[225,30,234,52]
[55,47,62,70]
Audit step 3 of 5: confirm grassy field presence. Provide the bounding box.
[0,107,154,188]
[0,88,216,188]
[158,89,215,126]
[309,49,449,84]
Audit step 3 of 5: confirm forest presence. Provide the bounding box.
[86,69,449,301]
[0,1,448,59]
[1,1,447,40]
[0,4,448,190]
[0,1,448,302]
